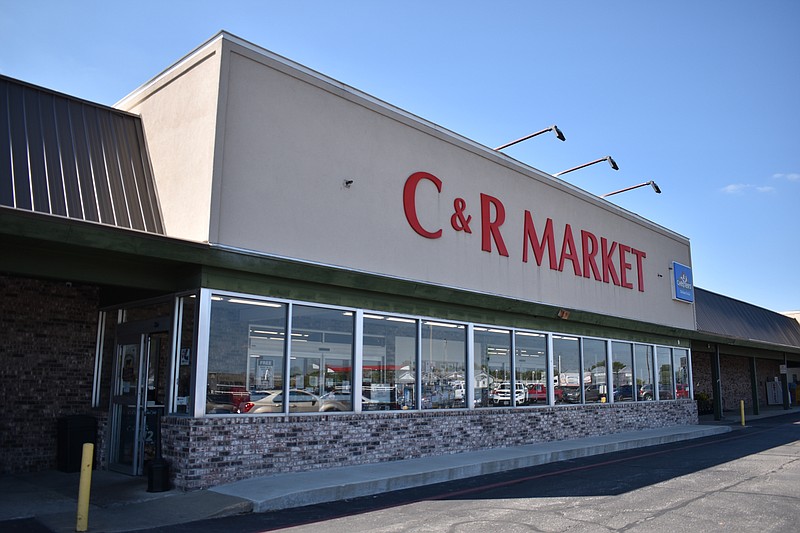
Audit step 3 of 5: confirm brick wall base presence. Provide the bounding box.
[0,275,99,474]
[162,400,698,491]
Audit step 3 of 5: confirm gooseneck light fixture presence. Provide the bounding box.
[494,125,566,151]
[554,155,618,177]
[601,180,662,198]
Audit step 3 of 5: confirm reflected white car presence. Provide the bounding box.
[490,383,526,406]
[241,389,320,413]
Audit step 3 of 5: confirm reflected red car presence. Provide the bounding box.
[526,383,563,403]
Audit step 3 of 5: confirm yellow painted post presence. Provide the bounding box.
[76,442,94,532]
[740,400,745,427]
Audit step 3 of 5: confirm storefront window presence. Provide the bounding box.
[674,348,690,399]
[290,305,354,413]
[421,321,466,409]
[583,338,607,403]
[634,344,654,402]
[474,327,512,408]
[208,296,286,415]
[554,336,581,403]
[362,314,417,410]
[173,295,196,414]
[198,291,692,415]
[611,342,634,402]
[516,331,548,404]
[656,346,674,400]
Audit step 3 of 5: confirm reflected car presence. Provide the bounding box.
[613,385,636,401]
[319,391,354,411]
[675,383,690,399]
[526,383,563,403]
[206,394,239,414]
[639,384,674,400]
[240,389,322,413]
[562,384,602,403]
[490,382,527,406]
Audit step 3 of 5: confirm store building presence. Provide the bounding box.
[1,32,798,490]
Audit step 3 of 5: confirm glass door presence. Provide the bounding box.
[109,334,147,474]
[109,323,171,475]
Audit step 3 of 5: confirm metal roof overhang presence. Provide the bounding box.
[2,208,798,356]
[0,75,164,234]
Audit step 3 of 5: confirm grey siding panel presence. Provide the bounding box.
[134,117,163,234]
[68,102,99,222]
[83,104,115,225]
[24,89,50,213]
[0,82,13,206]
[0,75,163,234]
[53,94,83,219]
[7,83,31,210]
[116,114,146,230]
[39,93,68,216]
[98,110,130,228]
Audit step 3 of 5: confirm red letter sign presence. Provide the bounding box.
[403,172,442,239]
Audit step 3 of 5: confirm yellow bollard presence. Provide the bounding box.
[740,400,745,427]
[76,443,94,532]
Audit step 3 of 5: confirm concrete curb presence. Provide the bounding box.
[211,424,730,512]
[36,490,253,533]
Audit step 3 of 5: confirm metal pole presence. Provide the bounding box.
[76,443,94,532]
[740,400,745,426]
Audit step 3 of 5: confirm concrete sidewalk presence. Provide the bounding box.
[0,422,742,533]
[211,424,730,513]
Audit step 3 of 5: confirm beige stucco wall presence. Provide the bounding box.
[119,32,695,330]
[116,40,223,242]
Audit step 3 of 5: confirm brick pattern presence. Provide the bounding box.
[721,355,752,410]
[161,401,698,491]
[690,351,783,411]
[0,275,99,473]
[692,351,712,397]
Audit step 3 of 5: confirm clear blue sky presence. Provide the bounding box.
[2,1,798,312]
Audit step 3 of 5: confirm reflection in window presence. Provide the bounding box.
[290,305,354,413]
[174,295,196,414]
[474,327,512,408]
[583,339,607,403]
[421,321,466,410]
[674,348,690,399]
[554,336,581,403]
[362,314,417,410]
[611,342,634,402]
[516,332,548,405]
[208,296,286,415]
[656,346,674,400]
[634,344,654,401]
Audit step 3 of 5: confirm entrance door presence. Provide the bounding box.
[109,320,170,475]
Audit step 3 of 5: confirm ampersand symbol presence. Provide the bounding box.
[450,198,472,233]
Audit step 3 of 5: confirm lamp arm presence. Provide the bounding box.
[494,126,562,151]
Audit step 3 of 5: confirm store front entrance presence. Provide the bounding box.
[109,318,171,475]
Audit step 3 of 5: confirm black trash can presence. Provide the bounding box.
[56,415,97,473]
[147,457,171,492]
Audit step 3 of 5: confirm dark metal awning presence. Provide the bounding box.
[0,75,163,234]
[696,287,800,350]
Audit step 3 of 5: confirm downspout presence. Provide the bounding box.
[749,357,760,416]
[782,352,790,410]
[711,344,724,420]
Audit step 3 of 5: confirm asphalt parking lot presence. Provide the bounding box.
[141,411,800,532]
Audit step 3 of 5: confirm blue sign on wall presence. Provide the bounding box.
[672,261,694,303]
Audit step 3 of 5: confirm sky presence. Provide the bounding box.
[2,1,798,313]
